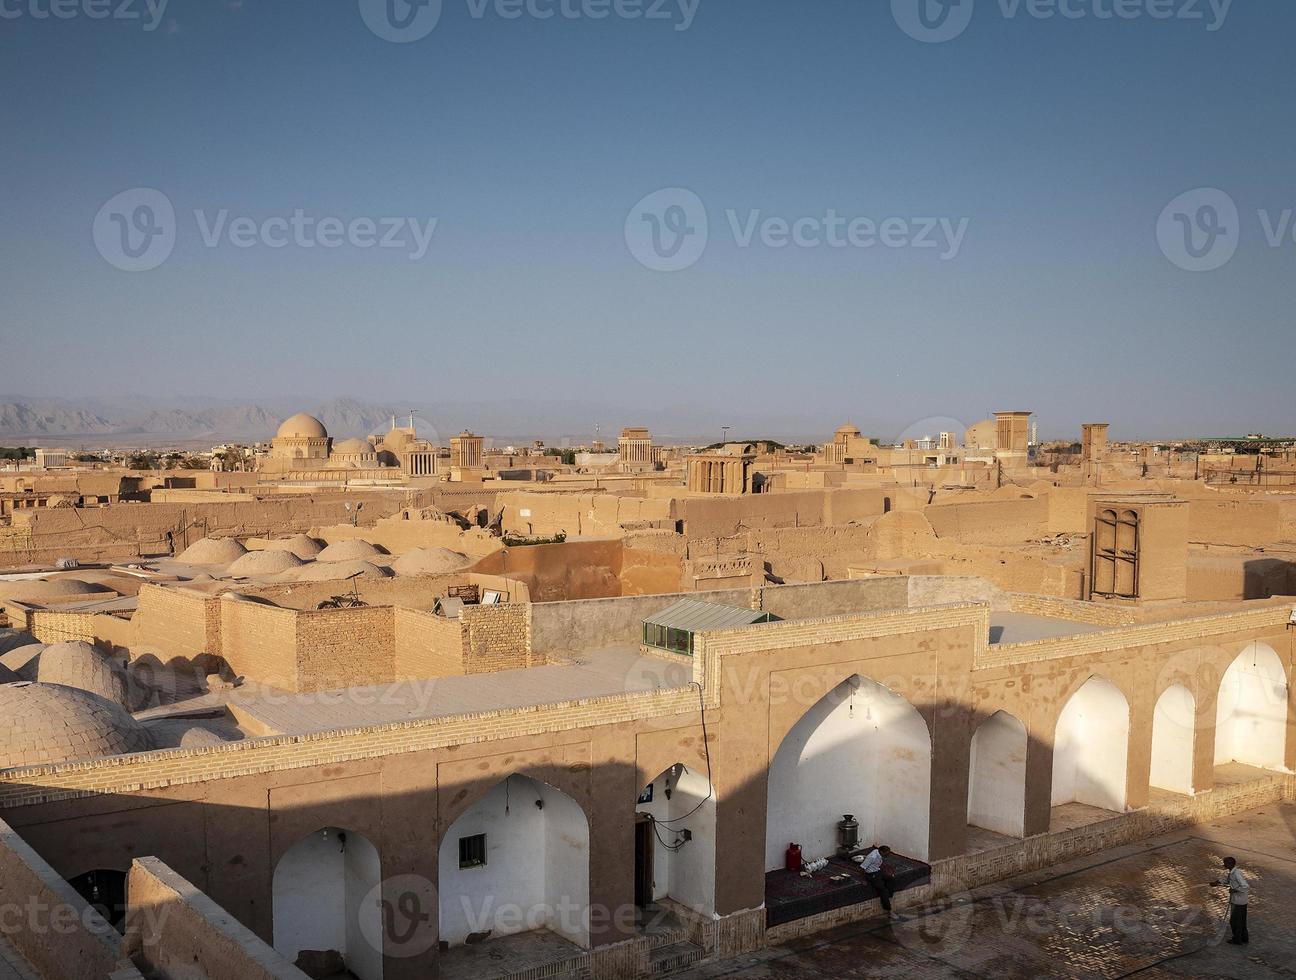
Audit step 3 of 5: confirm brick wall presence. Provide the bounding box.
[295,606,395,692]
[393,606,466,677]
[462,602,531,672]
[133,585,220,660]
[218,598,299,689]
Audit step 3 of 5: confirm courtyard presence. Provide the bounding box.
[676,802,1296,979]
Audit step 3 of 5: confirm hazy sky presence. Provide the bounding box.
[2,0,1293,440]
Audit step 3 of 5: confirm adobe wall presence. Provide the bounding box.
[472,539,627,602]
[2,495,407,568]
[1188,497,1286,547]
[126,856,308,980]
[461,602,532,672]
[219,598,299,689]
[673,488,894,538]
[527,578,910,659]
[0,603,1290,980]
[497,490,672,537]
[923,494,1050,543]
[0,816,135,979]
[133,586,221,660]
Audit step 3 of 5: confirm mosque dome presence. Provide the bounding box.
[0,682,152,770]
[276,413,328,440]
[332,438,371,455]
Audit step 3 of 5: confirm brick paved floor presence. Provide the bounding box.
[677,801,1296,979]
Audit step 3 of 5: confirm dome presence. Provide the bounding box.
[178,537,249,565]
[332,438,371,455]
[316,539,386,563]
[25,641,133,707]
[292,559,392,582]
[224,550,305,577]
[0,682,152,770]
[276,412,328,440]
[263,534,324,559]
[0,579,115,603]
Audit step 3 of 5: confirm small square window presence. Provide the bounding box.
[458,833,487,869]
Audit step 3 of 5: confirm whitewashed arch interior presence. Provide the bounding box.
[766,674,931,869]
[1150,683,1196,795]
[272,827,383,980]
[1051,676,1130,812]
[636,764,717,916]
[438,775,590,949]
[968,710,1027,837]
[1215,643,1289,771]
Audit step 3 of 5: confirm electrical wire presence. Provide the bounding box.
[646,681,714,828]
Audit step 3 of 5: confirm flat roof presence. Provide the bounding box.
[988,613,1105,645]
[226,646,691,736]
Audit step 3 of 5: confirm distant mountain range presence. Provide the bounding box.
[0,395,840,448]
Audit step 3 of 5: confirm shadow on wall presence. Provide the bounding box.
[0,645,1289,980]
[1242,558,1296,600]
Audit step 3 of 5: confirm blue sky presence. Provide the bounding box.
[2,0,1293,440]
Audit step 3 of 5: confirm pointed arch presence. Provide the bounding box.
[635,764,716,916]
[1215,643,1289,770]
[272,826,383,980]
[766,674,931,868]
[967,710,1027,838]
[1051,675,1129,812]
[438,774,590,949]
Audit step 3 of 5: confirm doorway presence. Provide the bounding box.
[634,816,654,908]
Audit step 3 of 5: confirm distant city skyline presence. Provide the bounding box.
[3,2,1294,437]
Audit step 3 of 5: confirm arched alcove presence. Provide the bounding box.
[1052,676,1130,812]
[1215,643,1289,771]
[967,710,1027,838]
[634,764,716,917]
[438,774,590,949]
[272,827,383,980]
[766,674,931,868]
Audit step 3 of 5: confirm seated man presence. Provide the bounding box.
[855,844,895,915]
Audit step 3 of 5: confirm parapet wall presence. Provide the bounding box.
[126,856,307,979]
[0,816,137,979]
